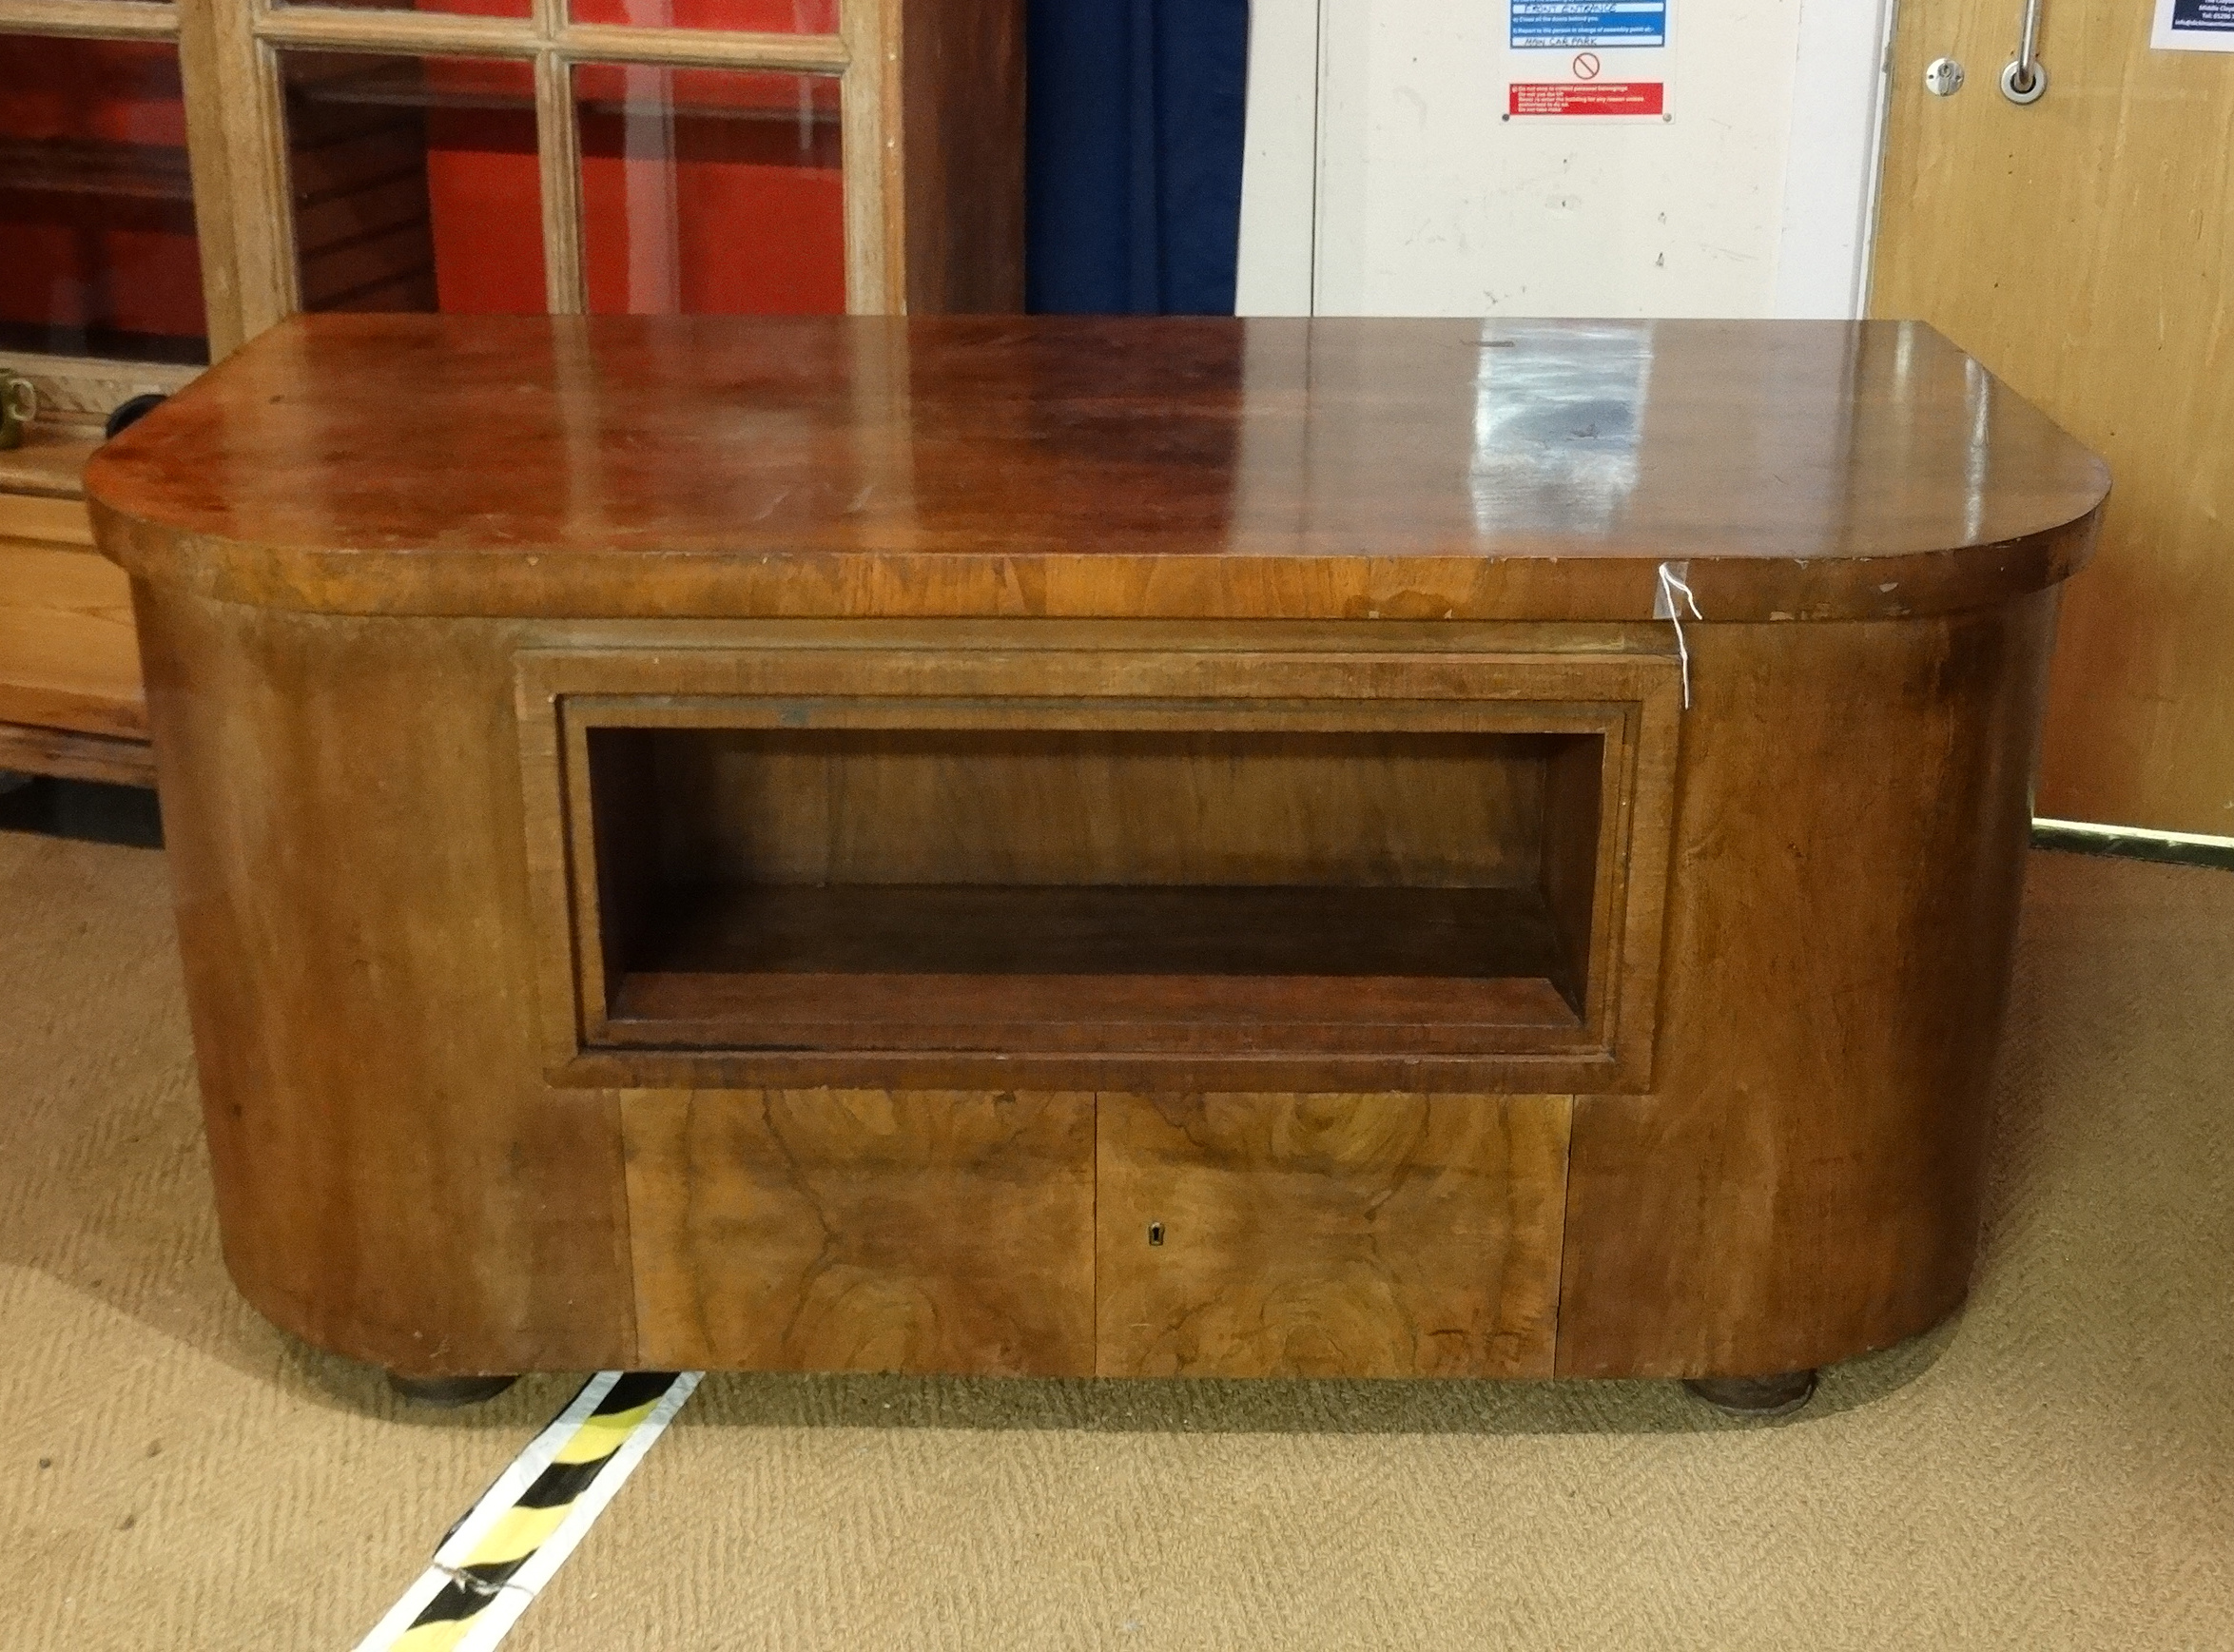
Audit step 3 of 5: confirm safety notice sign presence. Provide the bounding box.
[1506,0,1671,119]
[1509,82,1664,117]
[2152,0,2234,51]
[1510,2,1667,50]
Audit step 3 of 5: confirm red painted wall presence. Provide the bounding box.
[413,50,846,318]
[0,38,207,355]
[575,66,845,317]
[419,58,546,314]
[2,13,849,347]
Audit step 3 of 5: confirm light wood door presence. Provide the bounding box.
[1873,2,2234,835]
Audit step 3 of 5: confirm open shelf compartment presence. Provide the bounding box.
[521,643,1680,1091]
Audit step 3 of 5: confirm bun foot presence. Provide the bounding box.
[386,1371,518,1408]
[1683,1370,1817,1418]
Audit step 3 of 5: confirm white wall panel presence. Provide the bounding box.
[1237,0,1894,321]
[1773,0,1896,318]
[1234,0,1324,315]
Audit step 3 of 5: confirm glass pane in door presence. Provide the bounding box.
[0,36,206,363]
[281,52,546,314]
[274,0,534,22]
[568,0,838,32]
[574,66,845,316]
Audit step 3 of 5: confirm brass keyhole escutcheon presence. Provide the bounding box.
[1147,1222,1165,1247]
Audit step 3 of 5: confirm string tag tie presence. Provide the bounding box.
[1654,561,1703,709]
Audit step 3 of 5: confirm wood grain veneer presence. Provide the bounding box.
[132,595,636,1375]
[87,316,2108,624]
[626,1088,1095,1375]
[1556,596,2060,1377]
[898,0,1024,313]
[93,318,2109,1385]
[1097,1093,1571,1379]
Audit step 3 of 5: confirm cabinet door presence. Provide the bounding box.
[1096,1092,1572,1379]
[623,1087,1097,1374]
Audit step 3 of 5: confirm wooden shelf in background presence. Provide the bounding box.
[0,136,195,204]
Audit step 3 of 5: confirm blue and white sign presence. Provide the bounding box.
[2153,0,2234,51]
[1511,1,1667,50]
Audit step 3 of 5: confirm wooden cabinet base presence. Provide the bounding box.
[85,317,2109,1389]
[1684,1371,1819,1418]
[123,596,2060,1384]
[387,1372,521,1408]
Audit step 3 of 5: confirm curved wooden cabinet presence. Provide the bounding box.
[87,315,2108,1383]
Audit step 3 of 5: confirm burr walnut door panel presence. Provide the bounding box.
[1095,1092,1572,1378]
[623,1088,1096,1375]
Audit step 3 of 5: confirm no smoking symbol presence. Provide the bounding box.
[1572,51,1602,79]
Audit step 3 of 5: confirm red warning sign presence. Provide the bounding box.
[1507,81,1664,116]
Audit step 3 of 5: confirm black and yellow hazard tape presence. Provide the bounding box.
[357,1370,702,1652]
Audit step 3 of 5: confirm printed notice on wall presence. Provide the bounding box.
[2153,0,2234,51]
[1506,2,1673,120]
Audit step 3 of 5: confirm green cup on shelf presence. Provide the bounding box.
[0,370,35,451]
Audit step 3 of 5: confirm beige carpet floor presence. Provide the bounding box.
[0,827,2227,1650]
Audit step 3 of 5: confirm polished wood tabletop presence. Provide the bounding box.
[87,315,2108,623]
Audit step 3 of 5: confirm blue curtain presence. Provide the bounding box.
[1024,0,1253,315]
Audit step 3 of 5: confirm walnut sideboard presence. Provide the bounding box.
[86,315,2108,1413]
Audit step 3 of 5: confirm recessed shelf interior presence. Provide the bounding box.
[580,722,1608,1058]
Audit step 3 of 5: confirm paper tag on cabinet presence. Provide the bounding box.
[1504,1,1675,121]
[2152,0,2234,52]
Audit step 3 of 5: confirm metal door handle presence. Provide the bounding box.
[2002,0,2047,103]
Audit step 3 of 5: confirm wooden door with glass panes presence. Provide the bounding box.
[0,0,1021,783]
